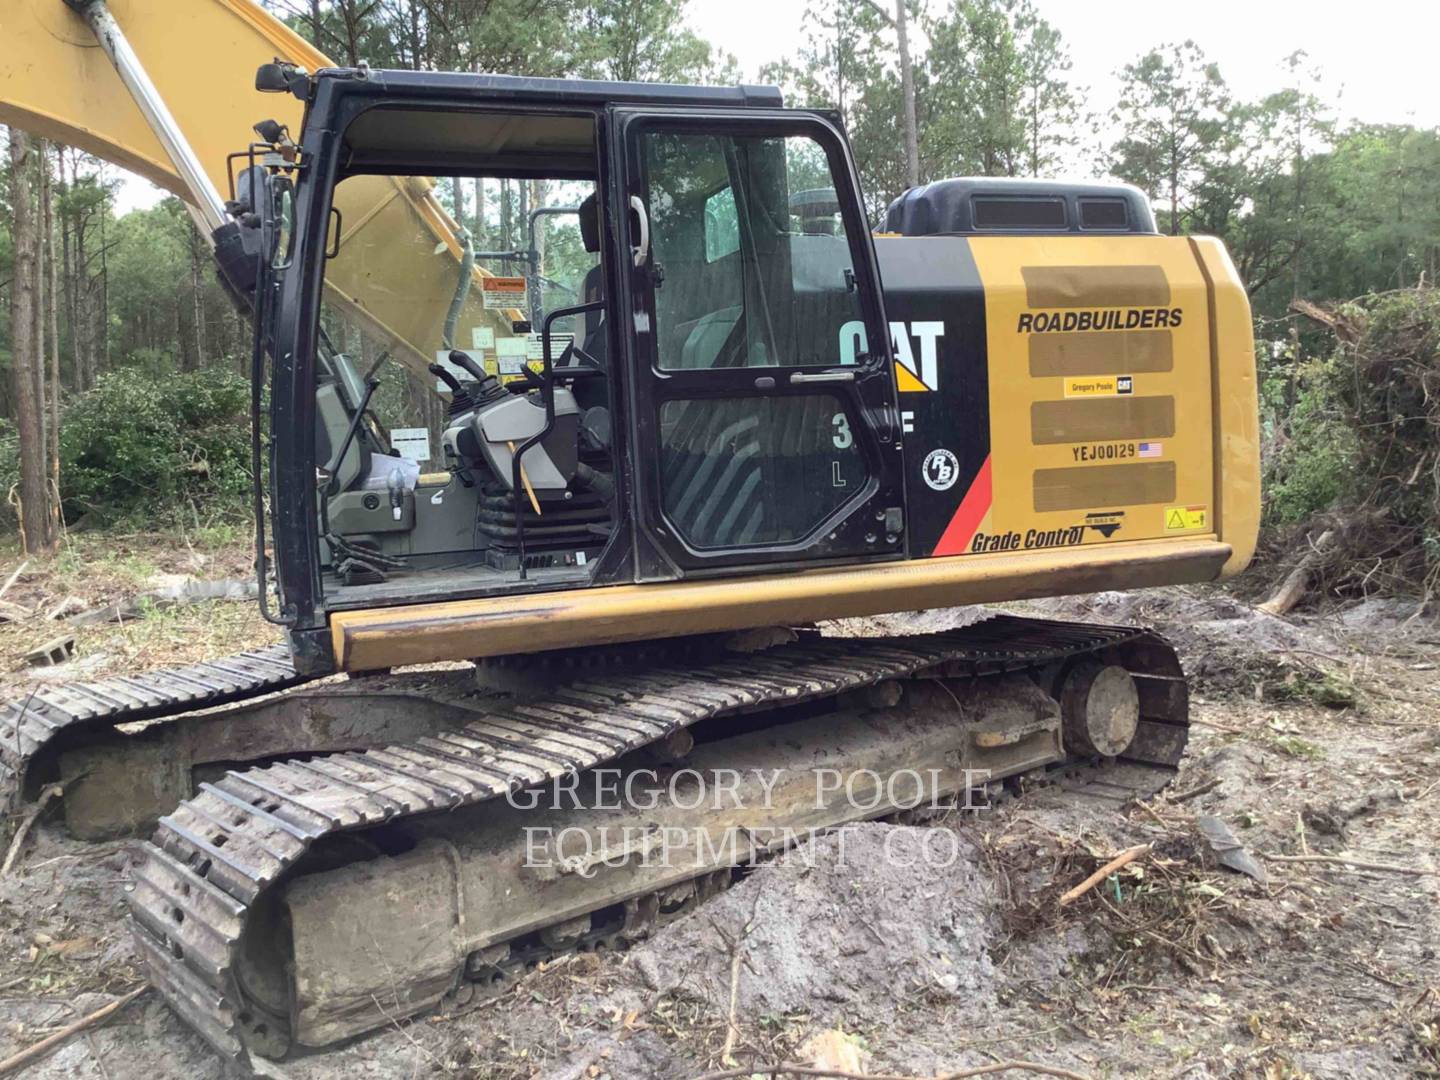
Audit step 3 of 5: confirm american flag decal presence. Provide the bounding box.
[1138,441,1162,458]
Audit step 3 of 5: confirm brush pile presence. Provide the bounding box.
[1264,287,1440,607]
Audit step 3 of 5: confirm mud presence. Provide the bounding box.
[624,824,1000,1020]
[1,584,1438,1079]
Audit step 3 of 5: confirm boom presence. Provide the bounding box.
[0,0,507,375]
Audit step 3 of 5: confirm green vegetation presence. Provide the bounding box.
[58,365,251,524]
[1262,288,1440,597]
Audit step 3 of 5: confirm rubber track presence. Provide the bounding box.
[127,616,1183,1064]
[0,644,306,799]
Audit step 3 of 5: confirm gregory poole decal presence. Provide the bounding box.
[1064,375,1133,397]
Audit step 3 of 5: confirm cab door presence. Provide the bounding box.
[610,108,905,576]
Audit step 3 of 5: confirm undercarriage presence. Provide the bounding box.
[10,615,1189,1066]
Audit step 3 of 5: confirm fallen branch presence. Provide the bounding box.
[1257,528,1336,616]
[711,889,761,1066]
[0,560,29,603]
[1263,853,1434,877]
[689,1061,1092,1080]
[1,783,63,875]
[0,986,147,1075]
[1058,844,1149,907]
[720,937,744,1064]
[1189,717,1249,736]
[1167,778,1221,804]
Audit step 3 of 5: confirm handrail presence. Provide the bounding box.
[510,299,605,578]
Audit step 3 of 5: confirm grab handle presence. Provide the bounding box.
[629,195,649,268]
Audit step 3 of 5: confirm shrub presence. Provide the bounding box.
[58,367,252,525]
[1263,287,1440,599]
[1259,349,1357,526]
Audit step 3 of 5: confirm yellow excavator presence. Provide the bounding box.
[1,0,1258,1066]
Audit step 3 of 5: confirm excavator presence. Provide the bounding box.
[0,0,1259,1067]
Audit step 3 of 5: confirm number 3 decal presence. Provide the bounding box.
[831,412,853,449]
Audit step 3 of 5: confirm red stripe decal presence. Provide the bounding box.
[931,455,992,557]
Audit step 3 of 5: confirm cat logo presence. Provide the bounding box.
[890,322,943,392]
[839,320,943,392]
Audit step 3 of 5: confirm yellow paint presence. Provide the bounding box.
[331,537,1233,671]
[1186,237,1260,579]
[894,364,929,393]
[0,0,510,381]
[1063,375,1128,398]
[1165,505,1208,531]
[969,236,1218,552]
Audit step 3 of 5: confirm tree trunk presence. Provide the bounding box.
[451,176,465,235]
[895,0,920,188]
[32,141,48,462]
[72,153,94,391]
[501,179,513,250]
[480,177,492,249]
[43,142,62,514]
[58,149,78,390]
[187,224,206,371]
[97,166,111,370]
[1168,140,1180,236]
[7,128,58,554]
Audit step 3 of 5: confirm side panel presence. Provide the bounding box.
[1188,236,1260,578]
[883,235,1222,559]
[874,239,991,557]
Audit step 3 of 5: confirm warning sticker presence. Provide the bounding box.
[480,277,526,310]
[1165,505,1208,531]
[1064,375,1133,398]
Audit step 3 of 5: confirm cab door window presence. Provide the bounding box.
[640,131,872,549]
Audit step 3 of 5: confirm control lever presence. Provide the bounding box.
[517,363,545,390]
[447,348,489,384]
[428,362,464,395]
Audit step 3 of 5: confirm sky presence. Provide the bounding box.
[114,0,1440,214]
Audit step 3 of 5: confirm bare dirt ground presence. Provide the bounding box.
[1,568,1437,1079]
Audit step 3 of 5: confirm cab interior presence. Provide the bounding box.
[314,107,617,610]
[309,102,871,611]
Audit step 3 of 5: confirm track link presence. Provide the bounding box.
[1,644,307,801]
[127,616,1188,1066]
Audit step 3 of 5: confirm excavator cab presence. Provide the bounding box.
[249,71,904,666]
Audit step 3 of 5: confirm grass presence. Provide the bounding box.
[1268,734,1326,760]
[1264,667,1359,709]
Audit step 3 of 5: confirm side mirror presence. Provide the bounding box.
[255,63,289,93]
[255,61,311,99]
